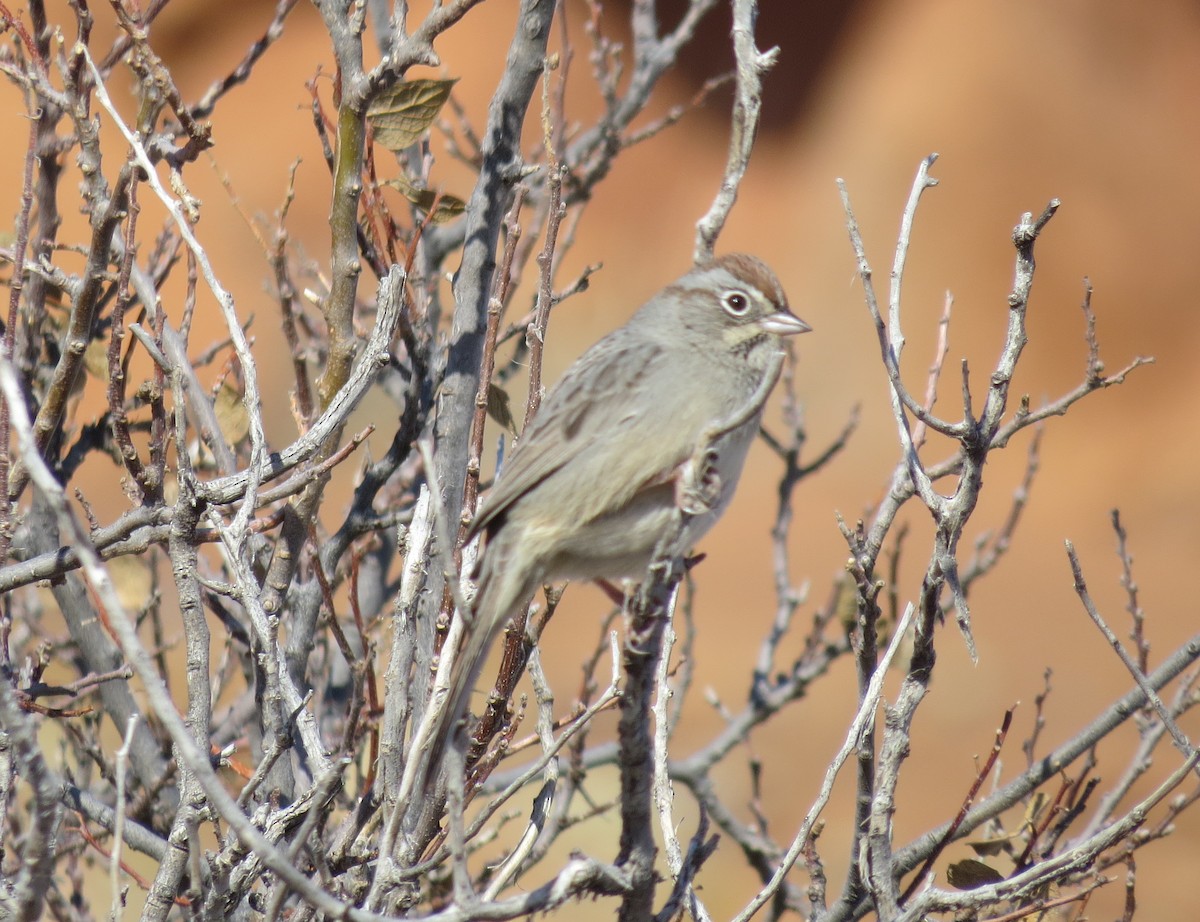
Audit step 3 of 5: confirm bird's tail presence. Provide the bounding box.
[418,537,531,798]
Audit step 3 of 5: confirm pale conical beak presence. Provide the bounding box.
[759,311,812,336]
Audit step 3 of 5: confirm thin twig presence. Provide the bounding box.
[731,603,915,922]
[693,0,778,262]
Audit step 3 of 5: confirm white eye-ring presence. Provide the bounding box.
[722,290,751,316]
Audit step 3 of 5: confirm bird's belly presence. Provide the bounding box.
[540,482,679,582]
[539,420,758,584]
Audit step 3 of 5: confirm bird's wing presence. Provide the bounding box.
[467,332,693,538]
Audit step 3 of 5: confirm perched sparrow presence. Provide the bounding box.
[437,253,810,765]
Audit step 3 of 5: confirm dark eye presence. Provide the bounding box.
[722,290,750,316]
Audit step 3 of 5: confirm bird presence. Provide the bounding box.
[431,252,810,778]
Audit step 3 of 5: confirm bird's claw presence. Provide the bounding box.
[676,447,722,516]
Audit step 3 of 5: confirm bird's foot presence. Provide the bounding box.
[676,446,722,515]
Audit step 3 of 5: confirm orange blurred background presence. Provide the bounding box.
[4,0,1199,918]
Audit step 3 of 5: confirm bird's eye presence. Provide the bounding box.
[722,290,750,316]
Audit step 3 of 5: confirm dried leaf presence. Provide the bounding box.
[946,858,1005,890]
[382,174,466,224]
[487,381,518,435]
[1023,791,1047,827]
[368,78,457,152]
[834,570,858,631]
[161,472,179,506]
[214,381,250,446]
[967,834,1017,858]
[108,555,152,612]
[84,338,110,380]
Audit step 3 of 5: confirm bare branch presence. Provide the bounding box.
[694,0,778,261]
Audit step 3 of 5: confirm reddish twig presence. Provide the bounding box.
[902,708,1015,901]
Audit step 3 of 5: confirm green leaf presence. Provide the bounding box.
[486,381,518,435]
[382,174,466,224]
[368,78,457,152]
[946,858,1005,890]
[967,834,1017,858]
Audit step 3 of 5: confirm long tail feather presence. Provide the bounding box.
[419,534,532,798]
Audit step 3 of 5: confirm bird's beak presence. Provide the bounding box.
[759,311,812,336]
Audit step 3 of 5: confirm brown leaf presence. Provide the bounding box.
[214,381,250,446]
[1023,791,1047,828]
[946,858,1005,890]
[83,338,110,380]
[368,78,457,152]
[108,555,152,612]
[834,570,857,631]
